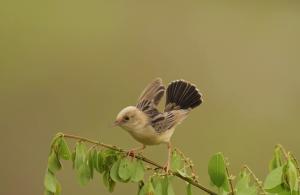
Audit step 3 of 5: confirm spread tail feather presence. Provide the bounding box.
[165,80,202,111]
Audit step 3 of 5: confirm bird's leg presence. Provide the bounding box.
[163,142,172,173]
[126,145,146,158]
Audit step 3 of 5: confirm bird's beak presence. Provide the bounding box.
[112,119,123,127]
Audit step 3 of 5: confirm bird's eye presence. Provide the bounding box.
[124,116,130,121]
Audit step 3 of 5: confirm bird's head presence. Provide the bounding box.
[114,106,147,131]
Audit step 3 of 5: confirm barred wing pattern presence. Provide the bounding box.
[136,78,201,134]
[150,110,188,133]
[137,78,165,108]
[136,78,165,119]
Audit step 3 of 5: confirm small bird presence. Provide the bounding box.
[114,78,202,172]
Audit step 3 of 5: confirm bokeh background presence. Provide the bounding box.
[1,1,300,194]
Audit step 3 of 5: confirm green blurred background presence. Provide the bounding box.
[1,1,300,194]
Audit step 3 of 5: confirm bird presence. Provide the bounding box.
[114,78,203,172]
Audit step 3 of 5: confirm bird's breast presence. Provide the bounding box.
[127,126,175,145]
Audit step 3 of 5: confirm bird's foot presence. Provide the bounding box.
[125,145,145,159]
[163,161,170,173]
[126,150,137,159]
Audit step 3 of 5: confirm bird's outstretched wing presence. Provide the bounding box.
[136,78,165,118]
[137,78,202,133]
[151,79,202,133]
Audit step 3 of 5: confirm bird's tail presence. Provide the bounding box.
[164,80,202,112]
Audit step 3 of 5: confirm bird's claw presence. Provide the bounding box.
[126,150,136,159]
[163,161,170,173]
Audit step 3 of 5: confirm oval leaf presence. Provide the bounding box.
[130,160,145,182]
[139,180,154,195]
[284,159,299,191]
[48,150,61,173]
[118,158,134,181]
[44,171,57,193]
[58,138,71,160]
[263,166,284,192]
[74,142,87,170]
[208,152,226,187]
[151,176,163,195]
[110,159,123,182]
[77,164,91,186]
[269,147,284,171]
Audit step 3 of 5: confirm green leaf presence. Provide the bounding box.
[263,166,284,192]
[170,150,183,172]
[58,138,71,160]
[130,160,145,183]
[167,181,175,195]
[77,163,91,186]
[139,179,155,195]
[91,149,98,171]
[44,190,54,195]
[278,189,298,195]
[96,151,104,173]
[186,183,192,195]
[54,181,61,195]
[208,152,226,188]
[236,171,257,195]
[269,147,284,171]
[99,149,118,173]
[161,176,174,195]
[71,150,76,169]
[48,150,62,173]
[74,142,87,170]
[102,170,109,187]
[103,171,116,192]
[50,134,62,150]
[87,150,95,179]
[151,176,163,195]
[110,159,123,182]
[73,142,91,186]
[44,171,57,193]
[221,174,230,192]
[118,157,135,181]
[108,179,116,192]
[283,159,299,191]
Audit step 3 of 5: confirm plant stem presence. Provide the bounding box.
[174,147,198,181]
[225,166,235,195]
[61,133,217,195]
[243,165,267,195]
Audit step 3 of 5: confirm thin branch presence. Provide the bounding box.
[225,166,235,195]
[243,165,266,195]
[60,133,217,195]
[174,147,199,181]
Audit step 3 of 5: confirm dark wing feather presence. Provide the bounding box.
[165,80,202,112]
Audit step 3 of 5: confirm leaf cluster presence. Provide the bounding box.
[44,133,300,195]
[207,145,300,195]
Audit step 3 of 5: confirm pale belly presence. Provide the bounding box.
[126,126,175,145]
